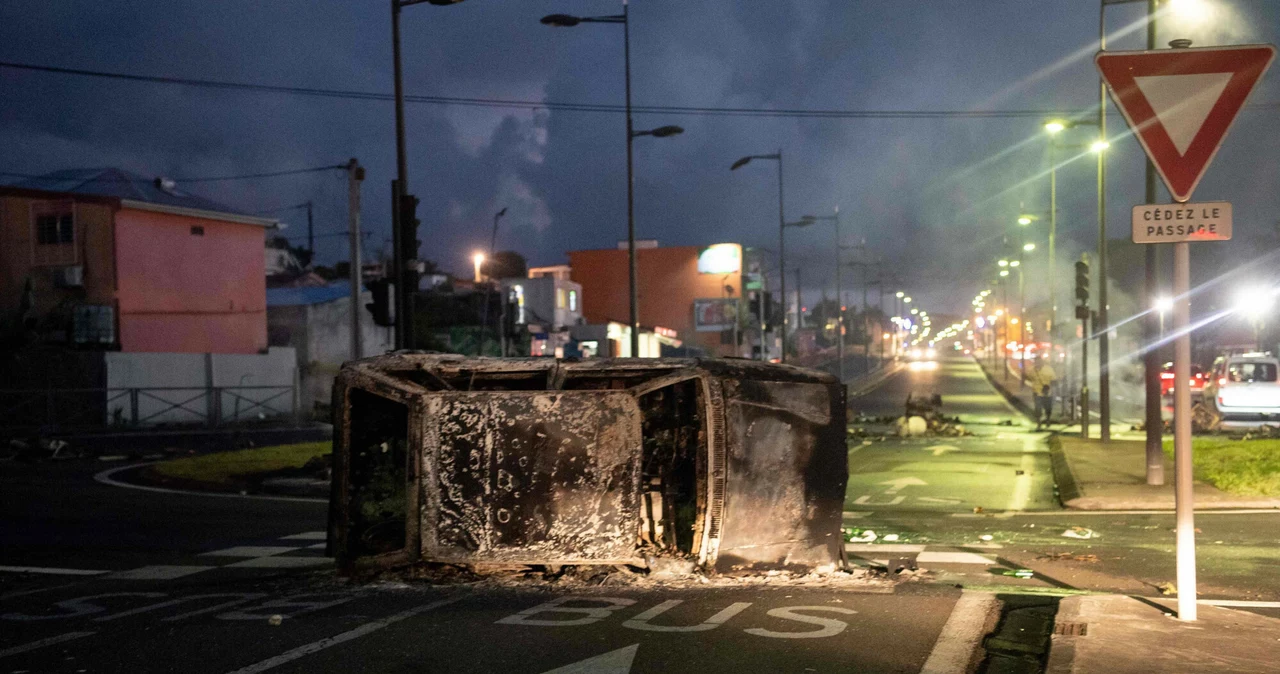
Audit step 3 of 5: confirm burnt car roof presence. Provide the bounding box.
[342,352,839,386]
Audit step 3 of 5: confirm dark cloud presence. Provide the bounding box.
[2,0,1278,317]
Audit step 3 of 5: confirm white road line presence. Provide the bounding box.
[200,546,301,558]
[841,511,871,519]
[0,631,96,659]
[1006,450,1035,512]
[107,565,218,580]
[956,508,1280,517]
[94,463,326,504]
[224,595,464,674]
[227,556,332,569]
[280,531,327,541]
[845,544,927,553]
[919,591,1000,674]
[918,551,995,565]
[0,565,108,576]
[1199,599,1280,608]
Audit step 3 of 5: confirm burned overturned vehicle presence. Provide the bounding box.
[328,354,847,575]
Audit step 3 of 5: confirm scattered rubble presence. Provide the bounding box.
[1062,527,1097,540]
[1038,552,1099,563]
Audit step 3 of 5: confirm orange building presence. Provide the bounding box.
[568,243,744,357]
[1,169,276,354]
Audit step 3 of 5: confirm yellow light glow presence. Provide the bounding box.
[1011,318,1020,325]
[1018,216,1032,226]
[1023,243,1036,252]
[1044,120,1066,135]
[998,259,1009,267]
[1091,139,1110,153]
[1168,0,1212,23]
[1000,270,1010,277]
[1010,260,1021,267]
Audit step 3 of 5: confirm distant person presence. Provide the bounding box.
[1028,356,1057,430]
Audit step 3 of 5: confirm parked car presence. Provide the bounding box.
[1160,361,1207,398]
[1203,352,1280,422]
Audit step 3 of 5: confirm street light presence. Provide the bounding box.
[1090,140,1111,153]
[1024,243,1036,252]
[1018,216,1033,226]
[473,252,486,283]
[732,152,787,360]
[544,6,684,358]
[480,207,507,356]
[390,0,469,351]
[998,259,1010,267]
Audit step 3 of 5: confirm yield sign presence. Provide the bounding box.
[1096,44,1275,203]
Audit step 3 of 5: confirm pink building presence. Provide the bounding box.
[1,169,276,354]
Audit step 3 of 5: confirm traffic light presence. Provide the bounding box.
[366,278,393,326]
[1075,259,1090,320]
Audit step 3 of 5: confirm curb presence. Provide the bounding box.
[976,360,1038,423]
[1047,435,1083,507]
[94,462,327,504]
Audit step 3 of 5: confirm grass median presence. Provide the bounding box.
[1164,436,1280,497]
[152,442,331,487]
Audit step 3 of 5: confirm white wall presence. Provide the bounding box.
[300,292,393,412]
[104,347,298,425]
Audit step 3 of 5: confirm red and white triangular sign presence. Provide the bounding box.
[1096,44,1275,203]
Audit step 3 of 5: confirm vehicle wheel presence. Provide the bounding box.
[1192,402,1219,432]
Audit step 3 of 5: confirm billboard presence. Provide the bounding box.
[694,298,739,332]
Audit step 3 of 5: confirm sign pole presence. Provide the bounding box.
[1172,239,1196,621]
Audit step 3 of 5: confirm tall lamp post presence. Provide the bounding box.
[731,152,786,361]
[542,7,684,358]
[479,207,507,357]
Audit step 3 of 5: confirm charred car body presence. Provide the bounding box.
[329,354,847,574]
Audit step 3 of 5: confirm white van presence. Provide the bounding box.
[1204,352,1280,422]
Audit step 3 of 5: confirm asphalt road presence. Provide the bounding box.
[4,354,1279,673]
[845,356,1280,611]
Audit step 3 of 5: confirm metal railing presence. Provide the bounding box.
[0,385,298,433]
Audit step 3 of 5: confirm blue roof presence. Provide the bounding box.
[11,168,247,215]
[267,281,364,307]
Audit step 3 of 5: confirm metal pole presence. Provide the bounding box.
[347,159,364,361]
[390,179,403,349]
[1144,0,1165,484]
[862,266,869,374]
[1173,240,1196,620]
[834,209,844,381]
[777,150,787,363]
[306,201,314,264]
[758,272,766,360]
[480,209,505,357]
[1049,146,1058,354]
[795,266,801,333]
[391,0,408,350]
[623,1,640,358]
[1098,4,1112,442]
[1082,300,1091,439]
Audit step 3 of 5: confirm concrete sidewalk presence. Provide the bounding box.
[1050,435,1280,510]
[1048,594,1280,673]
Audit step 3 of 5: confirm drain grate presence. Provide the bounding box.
[1053,621,1089,636]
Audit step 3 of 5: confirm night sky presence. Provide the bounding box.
[3,0,1279,318]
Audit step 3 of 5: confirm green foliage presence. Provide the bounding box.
[1163,437,1280,497]
[154,442,331,485]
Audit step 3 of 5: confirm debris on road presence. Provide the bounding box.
[843,527,878,543]
[1158,582,1177,596]
[1038,552,1100,563]
[1000,569,1035,578]
[1062,527,1097,540]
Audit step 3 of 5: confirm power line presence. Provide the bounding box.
[0,60,1133,121]
[0,164,345,183]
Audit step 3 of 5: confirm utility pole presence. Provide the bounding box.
[795,267,802,335]
[1098,7,1112,442]
[1142,0,1165,485]
[390,180,403,349]
[306,201,314,265]
[346,159,365,361]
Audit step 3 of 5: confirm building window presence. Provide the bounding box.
[190,225,205,236]
[31,202,77,266]
[568,290,577,312]
[557,288,566,309]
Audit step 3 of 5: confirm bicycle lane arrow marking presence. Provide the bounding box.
[540,644,638,674]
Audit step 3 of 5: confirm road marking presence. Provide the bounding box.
[842,511,871,519]
[201,546,302,558]
[1006,452,1035,512]
[845,544,926,553]
[0,565,108,576]
[854,495,905,505]
[0,631,96,659]
[107,565,217,580]
[880,477,927,494]
[94,463,326,504]
[920,591,1000,674]
[227,557,332,569]
[306,543,328,550]
[223,595,464,674]
[918,497,963,505]
[1199,599,1280,608]
[924,444,960,456]
[0,583,80,601]
[919,551,995,565]
[540,644,638,674]
[622,600,752,632]
[280,531,327,541]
